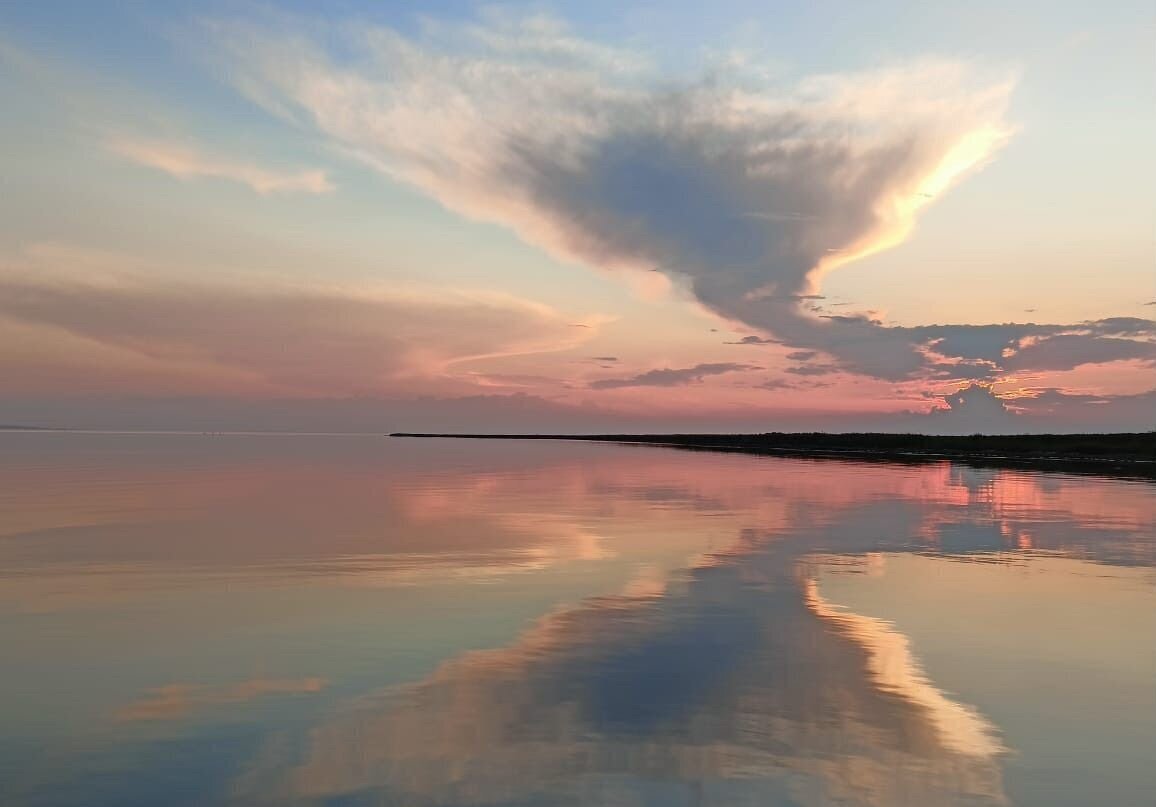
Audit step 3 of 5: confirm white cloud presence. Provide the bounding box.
[109,137,334,194]
[206,12,1156,388]
[205,14,1029,375]
[216,17,1013,292]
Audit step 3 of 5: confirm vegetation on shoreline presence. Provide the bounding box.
[391,432,1156,476]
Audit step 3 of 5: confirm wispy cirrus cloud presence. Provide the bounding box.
[0,245,597,397]
[108,137,333,194]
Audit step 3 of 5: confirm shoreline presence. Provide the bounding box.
[389,432,1156,479]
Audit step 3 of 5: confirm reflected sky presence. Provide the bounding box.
[1,433,1153,806]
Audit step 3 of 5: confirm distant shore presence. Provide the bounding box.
[390,432,1156,478]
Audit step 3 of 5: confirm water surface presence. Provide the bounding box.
[1,432,1153,806]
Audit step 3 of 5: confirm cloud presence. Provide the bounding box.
[917,383,1156,434]
[784,363,839,376]
[116,678,325,722]
[805,316,1156,381]
[1082,317,1156,337]
[0,246,594,396]
[1002,333,1156,372]
[590,362,758,389]
[758,378,806,391]
[915,324,1028,363]
[927,384,1018,432]
[725,335,779,345]
[209,12,1156,389]
[1011,386,1156,425]
[109,136,334,194]
[211,15,1023,373]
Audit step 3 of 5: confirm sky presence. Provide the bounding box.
[0,0,1153,433]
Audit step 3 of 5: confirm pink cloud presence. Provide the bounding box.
[0,247,596,397]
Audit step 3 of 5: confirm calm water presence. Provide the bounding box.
[1,433,1154,807]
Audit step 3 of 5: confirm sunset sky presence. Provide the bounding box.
[1,1,1153,432]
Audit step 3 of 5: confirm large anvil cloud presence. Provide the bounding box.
[216,14,1152,382]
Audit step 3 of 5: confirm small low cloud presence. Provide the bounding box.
[934,384,1015,422]
[590,362,758,389]
[109,137,333,195]
[725,335,779,345]
[759,378,796,391]
[785,363,839,376]
[116,677,325,722]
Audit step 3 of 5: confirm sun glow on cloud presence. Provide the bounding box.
[815,123,1016,282]
[215,15,1149,402]
[212,14,1111,389]
[215,17,1015,320]
[0,245,599,398]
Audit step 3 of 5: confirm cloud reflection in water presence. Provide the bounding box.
[1,435,1153,806]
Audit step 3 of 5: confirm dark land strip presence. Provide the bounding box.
[390,432,1156,479]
